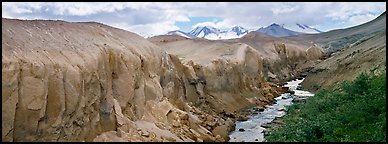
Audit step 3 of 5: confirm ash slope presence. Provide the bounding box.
[299,12,386,91]
[2,18,288,142]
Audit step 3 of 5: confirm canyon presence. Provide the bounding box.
[2,11,385,142]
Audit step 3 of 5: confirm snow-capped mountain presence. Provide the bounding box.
[231,26,249,36]
[188,25,249,40]
[164,23,322,40]
[188,26,221,38]
[295,23,322,33]
[166,30,195,38]
[256,23,301,37]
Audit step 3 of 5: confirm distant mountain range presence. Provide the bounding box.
[186,25,248,40]
[296,23,322,33]
[166,30,196,39]
[164,23,323,39]
[256,23,301,37]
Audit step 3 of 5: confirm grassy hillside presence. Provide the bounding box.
[300,30,386,92]
[265,72,386,142]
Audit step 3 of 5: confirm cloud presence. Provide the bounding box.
[324,2,385,21]
[111,21,180,37]
[192,21,218,29]
[2,5,12,18]
[271,3,300,15]
[2,2,386,37]
[347,14,379,27]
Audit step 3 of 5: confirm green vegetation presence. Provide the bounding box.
[265,73,386,142]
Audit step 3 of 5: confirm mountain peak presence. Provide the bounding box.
[256,23,300,37]
[232,25,243,29]
[231,25,248,36]
[166,30,195,38]
[188,26,221,38]
[269,23,281,27]
[188,25,249,40]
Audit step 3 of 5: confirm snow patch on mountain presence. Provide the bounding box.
[256,23,301,37]
[166,30,195,38]
[294,23,323,33]
[188,25,249,40]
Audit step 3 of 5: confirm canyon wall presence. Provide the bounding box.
[2,19,289,142]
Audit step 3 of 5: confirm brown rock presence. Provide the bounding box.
[189,129,201,138]
[212,125,229,141]
[180,113,189,121]
[215,135,225,142]
[172,120,181,128]
[196,138,203,142]
[237,115,249,121]
[278,87,289,93]
[141,131,150,137]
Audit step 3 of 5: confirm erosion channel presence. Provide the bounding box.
[229,78,314,142]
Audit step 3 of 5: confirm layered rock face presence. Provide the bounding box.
[2,19,288,142]
[235,32,325,84]
[2,18,170,141]
[157,32,325,84]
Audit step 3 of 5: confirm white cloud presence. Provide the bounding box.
[111,21,180,37]
[2,4,12,18]
[1,2,386,37]
[324,2,386,21]
[2,2,44,14]
[50,3,134,16]
[192,22,218,29]
[348,14,378,27]
[271,3,300,15]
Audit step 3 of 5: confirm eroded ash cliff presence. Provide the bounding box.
[2,18,323,142]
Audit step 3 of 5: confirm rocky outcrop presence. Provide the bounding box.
[2,18,288,142]
[228,32,325,84]
[2,18,175,141]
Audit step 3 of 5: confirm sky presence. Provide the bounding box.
[2,2,386,37]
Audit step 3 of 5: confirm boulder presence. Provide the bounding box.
[212,125,229,141]
[237,115,249,121]
[278,87,290,93]
[258,107,265,112]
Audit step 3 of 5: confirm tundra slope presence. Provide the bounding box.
[290,12,386,56]
[299,12,386,91]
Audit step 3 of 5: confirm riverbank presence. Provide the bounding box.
[264,73,386,142]
[228,78,314,142]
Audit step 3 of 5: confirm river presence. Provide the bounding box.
[228,78,314,142]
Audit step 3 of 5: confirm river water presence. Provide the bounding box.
[228,78,314,142]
